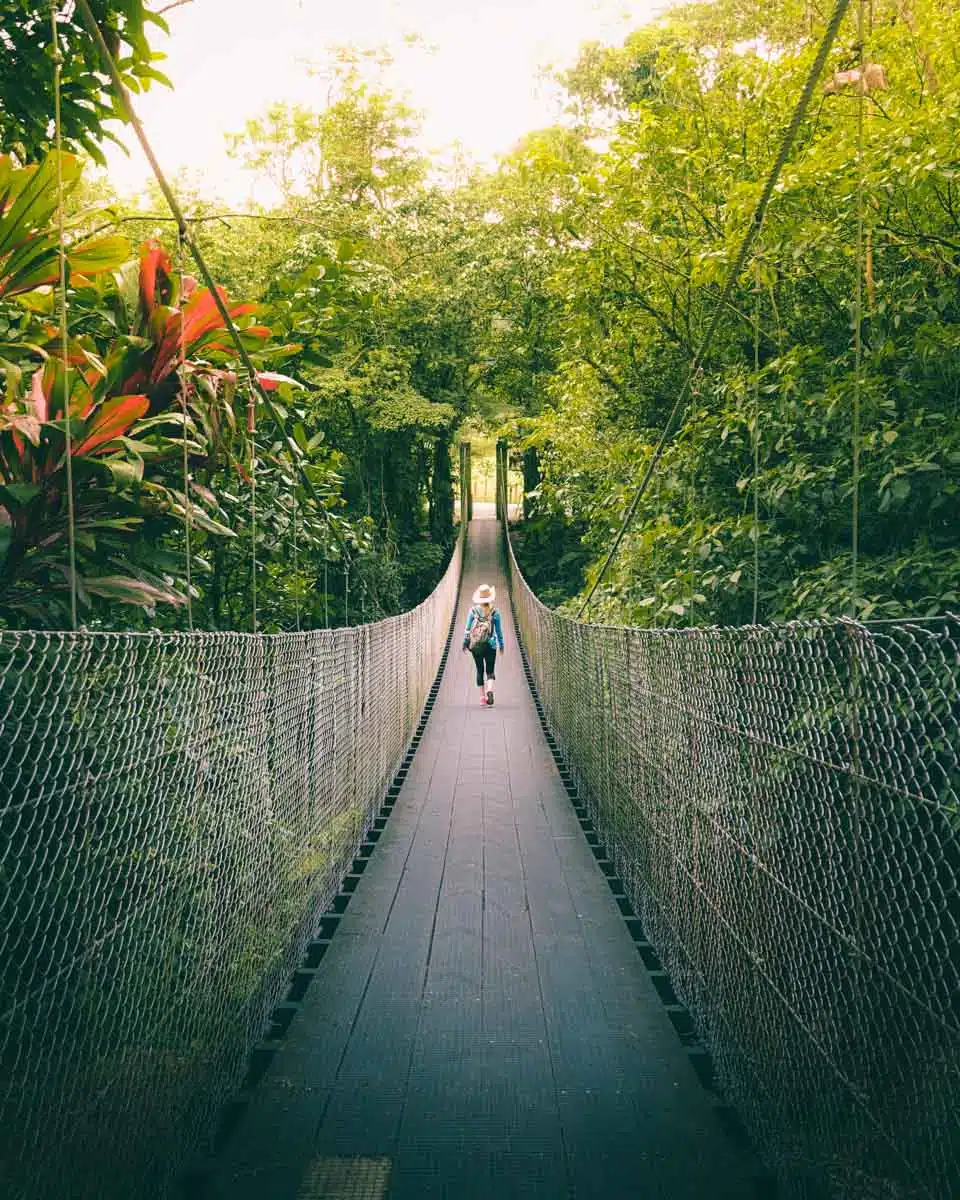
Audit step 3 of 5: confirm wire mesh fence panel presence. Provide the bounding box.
[0,536,461,1200]
[506,529,959,1200]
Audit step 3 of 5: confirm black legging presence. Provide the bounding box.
[471,643,497,687]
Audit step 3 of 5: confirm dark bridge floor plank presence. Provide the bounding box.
[210,514,753,1200]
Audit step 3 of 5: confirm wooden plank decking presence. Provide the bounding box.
[209,515,755,1200]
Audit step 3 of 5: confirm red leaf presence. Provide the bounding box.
[83,575,187,607]
[139,240,173,319]
[29,369,48,423]
[150,288,229,383]
[120,367,149,396]
[5,269,57,296]
[257,371,302,391]
[73,394,149,457]
[182,287,229,342]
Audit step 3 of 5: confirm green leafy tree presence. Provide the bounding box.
[227,46,426,208]
[485,0,960,626]
[1,1,171,162]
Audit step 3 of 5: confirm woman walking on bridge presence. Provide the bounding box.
[463,583,504,706]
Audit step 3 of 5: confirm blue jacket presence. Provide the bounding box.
[464,606,504,651]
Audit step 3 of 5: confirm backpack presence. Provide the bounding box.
[468,606,494,650]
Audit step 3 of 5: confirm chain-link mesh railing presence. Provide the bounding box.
[0,535,461,1200]
[505,528,959,1200]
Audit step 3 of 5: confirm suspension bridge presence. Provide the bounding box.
[1,473,957,1200]
[2,2,958,1198]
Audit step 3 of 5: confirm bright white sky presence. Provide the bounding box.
[102,0,666,204]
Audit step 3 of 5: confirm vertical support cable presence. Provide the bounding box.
[459,441,470,532]
[177,226,194,631]
[323,553,329,628]
[248,391,257,633]
[752,257,762,625]
[495,441,502,523]
[849,0,868,1095]
[851,0,866,617]
[51,4,78,631]
[292,490,300,633]
[652,472,661,629]
[686,377,700,627]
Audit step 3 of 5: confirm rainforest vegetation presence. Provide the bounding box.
[1,0,958,630]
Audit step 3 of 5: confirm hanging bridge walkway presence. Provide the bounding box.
[1,501,957,1200]
[205,511,754,1200]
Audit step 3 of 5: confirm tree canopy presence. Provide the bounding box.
[0,1,172,162]
[2,0,958,631]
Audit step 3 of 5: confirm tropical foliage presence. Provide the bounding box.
[481,0,960,626]
[0,47,469,630]
[0,153,344,627]
[1,1,171,163]
[4,0,959,632]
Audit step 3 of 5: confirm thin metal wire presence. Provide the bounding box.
[50,3,78,632]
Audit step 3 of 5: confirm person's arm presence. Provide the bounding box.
[462,607,474,650]
[493,610,504,651]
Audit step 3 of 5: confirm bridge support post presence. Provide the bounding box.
[522,446,538,521]
[496,439,508,524]
[459,442,473,526]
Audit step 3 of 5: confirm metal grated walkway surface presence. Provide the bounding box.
[209,514,754,1200]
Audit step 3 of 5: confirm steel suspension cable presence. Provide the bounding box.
[51,3,78,631]
[577,0,853,619]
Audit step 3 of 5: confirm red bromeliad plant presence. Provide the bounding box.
[0,156,280,625]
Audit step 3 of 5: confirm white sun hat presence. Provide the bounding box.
[472,583,496,606]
